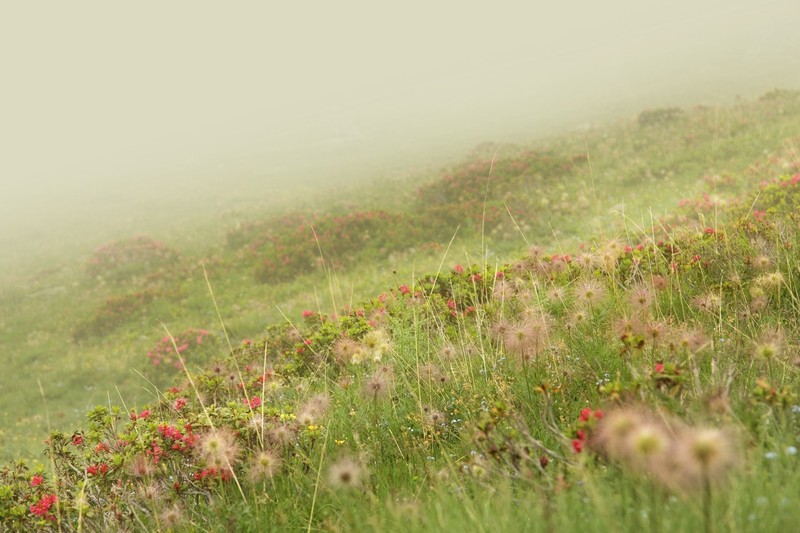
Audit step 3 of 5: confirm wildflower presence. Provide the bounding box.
[86,463,109,476]
[297,393,332,425]
[438,343,458,360]
[174,397,188,410]
[419,363,447,385]
[453,264,465,274]
[750,295,769,313]
[493,279,515,301]
[613,315,645,342]
[197,429,240,470]
[139,482,162,501]
[643,319,670,346]
[423,406,447,427]
[567,308,590,329]
[574,252,598,271]
[752,255,772,271]
[626,422,670,472]
[362,329,391,362]
[691,292,722,314]
[71,434,84,446]
[651,275,668,291]
[674,328,709,354]
[30,494,57,519]
[129,454,156,477]
[327,456,364,490]
[362,368,393,402]
[673,427,738,488]
[30,474,44,487]
[628,284,654,310]
[752,327,785,360]
[756,271,785,291]
[159,504,185,530]
[268,424,297,449]
[244,396,262,409]
[247,450,282,482]
[333,338,363,366]
[593,408,647,460]
[574,279,607,307]
[546,285,568,304]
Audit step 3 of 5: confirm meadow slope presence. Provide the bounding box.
[1,90,800,531]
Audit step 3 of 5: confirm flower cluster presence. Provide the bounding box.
[147,328,215,370]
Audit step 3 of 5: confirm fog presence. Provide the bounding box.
[2,0,800,274]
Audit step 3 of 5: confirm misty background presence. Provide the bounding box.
[2,0,800,280]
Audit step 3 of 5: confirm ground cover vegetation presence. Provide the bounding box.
[1,90,799,531]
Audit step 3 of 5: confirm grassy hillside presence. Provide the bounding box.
[1,90,800,531]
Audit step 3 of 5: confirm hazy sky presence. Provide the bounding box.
[1,1,799,237]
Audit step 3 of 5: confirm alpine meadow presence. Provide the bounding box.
[3,3,800,532]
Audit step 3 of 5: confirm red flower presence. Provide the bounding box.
[30,494,57,518]
[174,398,188,410]
[94,442,110,453]
[654,363,665,373]
[244,396,262,409]
[302,310,315,318]
[398,284,410,295]
[453,264,464,274]
[71,434,83,446]
[572,439,584,453]
[30,474,44,487]
[579,407,592,422]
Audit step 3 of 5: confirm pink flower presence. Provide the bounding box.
[453,264,464,274]
[174,398,188,410]
[30,474,44,487]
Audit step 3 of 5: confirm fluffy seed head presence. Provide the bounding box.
[673,427,738,488]
[753,254,772,271]
[628,284,654,310]
[333,338,362,366]
[247,450,282,482]
[752,327,785,360]
[268,424,297,449]
[691,292,722,314]
[198,429,240,469]
[327,456,364,490]
[574,279,607,307]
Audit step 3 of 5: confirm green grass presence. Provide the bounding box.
[2,89,800,531]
